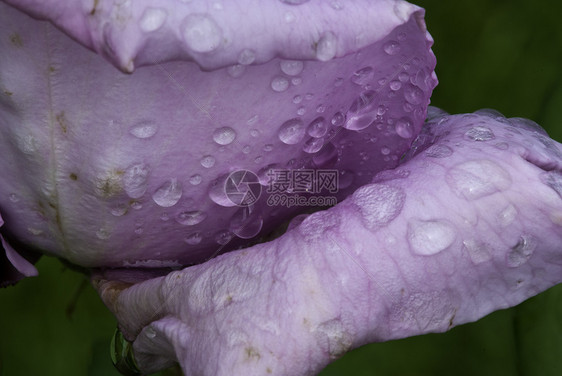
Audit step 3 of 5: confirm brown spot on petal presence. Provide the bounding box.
[9,33,22,48]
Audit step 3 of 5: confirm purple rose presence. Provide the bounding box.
[1,1,561,375]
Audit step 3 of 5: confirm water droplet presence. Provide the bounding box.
[271,76,290,92]
[497,204,517,227]
[242,145,251,154]
[227,64,245,78]
[200,155,216,168]
[189,174,202,185]
[278,118,305,144]
[291,77,302,86]
[297,107,306,116]
[140,8,167,32]
[212,126,236,145]
[351,66,374,86]
[110,203,128,217]
[395,117,413,138]
[215,230,233,245]
[316,31,337,61]
[176,210,207,226]
[96,228,111,240]
[312,142,337,166]
[182,14,222,53]
[152,178,182,207]
[123,163,150,199]
[262,144,274,152]
[303,137,324,153]
[316,104,326,113]
[208,175,238,207]
[425,144,453,158]
[446,160,512,201]
[462,239,493,265]
[464,126,495,141]
[389,80,402,91]
[506,235,536,268]
[338,170,354,189]
[383,40,401,55]
[408,219,456,256]
[145,326,156,339]
[331,112,345,127]
[237,49,256,65]
[307,117,327,138]
[495,142,509,150]
[129,122,158,139]
[404,84,424,105]
[380,146,391,155]
[351,184,405,229]
[160,213,170,221]
[280,60,304,76]
[8,193,19,202]
[185,232,203,245]
[230,207,263,239]
[292,95,303,104]
[130,201,143,210]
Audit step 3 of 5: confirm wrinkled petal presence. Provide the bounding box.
[95,112,562,375]
[3,0,428,72]
[0,2,436,267]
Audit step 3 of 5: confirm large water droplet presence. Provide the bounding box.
[208,175,238,207]
[464,126,495,141]
[408,219,456,256]
[351,184,405,229]
[446,160,512,201]
[395,117,413,138]
[176,210,207,226]
[182,14,222,53]
[230,207,263,239]
[351,67,374,86]
[338,170,354,189]
[506,235,536,268]
[303,137,325,153]
[271,76,290,92]
[185,232,203,245]
[152,178,182,207]
[278,118,305,144]
[123,163,150,199]
[307,117,327,138]
[212,126,236,145]
[200,155,216,168]
[316,31,337,61]
[331,112,345,127]
[383,40,401,55]
[140,8,167,32]
[425,144,453,158]
[280,60,304,76]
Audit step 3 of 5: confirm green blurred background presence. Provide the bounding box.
[1,0,561,375]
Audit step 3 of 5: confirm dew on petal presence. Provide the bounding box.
[307,117,328,138]
[464,126,495,141]
[237,49,256,65]
[215,230,233,245]
[129,122,158,139]
[331,112,345,127]
[303,137,324,154]
[425,144,453,158]
[351,67,374,86]
[446,160,512,201]
[383,40,401,55]
[404,84,424,105]
[200,155,216,168]
[110,203,128,217]
[227,64,245,78]
[316,31,337,61]
[280,60,304,76]
[462,239,493,265]
[189,174,202,185]
[278,118,305,144]
[152,178,182,207]
[271,76,290,92]
[408,219,456,256]
[185,232,203,245]
[395,117,413,138]
[140,8,167,32]
[182,14,222,53]
[351,184,405,230]
[212,126,236,145]
[123,163,150,199]
[230,207,263,239]
[506,235,536,268]
[176,210,207,226]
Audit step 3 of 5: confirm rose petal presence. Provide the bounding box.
[95,112,562,375]
[0,2,436,267]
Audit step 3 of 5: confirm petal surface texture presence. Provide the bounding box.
[0,1,436,267]
[96,112,562,375]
